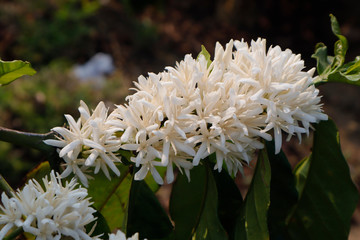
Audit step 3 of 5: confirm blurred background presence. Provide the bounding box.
[0,0,360,237]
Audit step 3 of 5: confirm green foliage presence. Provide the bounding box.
[0,60,36,86]
[312,14,360,85]
[287,119,359,239]
[234,147,271,240]
[170,162,227,240]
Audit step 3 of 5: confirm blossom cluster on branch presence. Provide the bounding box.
[45,38,327,186]
[0,171,96,240]
[0,172,143,239]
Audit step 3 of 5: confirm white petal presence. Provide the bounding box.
[59,139,81,158]
[274,126,282,154]
[161,140,170,166]
[43,139,67,148]
[134,165,149,181]
[150,166,164,185]
[166,162,174,184]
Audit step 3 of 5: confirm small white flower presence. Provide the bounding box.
[0,171,97,240]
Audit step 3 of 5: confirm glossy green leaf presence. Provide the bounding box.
[87,165,132,231]
[170,162,227,240]
[197,45,212,68]
[265,141,298,240]
[344,56,360,74]
[126,176,173,239]
[312,15,360,86]
[0,59,36,86]
[327,70,360,86]
[212,159,243,239]
[287,119,359,240]
[234,147,271,240]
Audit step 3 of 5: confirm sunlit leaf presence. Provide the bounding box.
[234,148,271,240]
[0,59,36,86]
[87,165,132,231]
[197,45,212,68]
[170,162,227,239]
[287,119,359,240]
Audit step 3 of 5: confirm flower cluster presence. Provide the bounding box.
[0,171,96,240]
[46,38,327,185]
[45,101,123,187]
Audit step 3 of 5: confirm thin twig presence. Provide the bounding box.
[0,126,55,152]
[0,174,14,197]
[0,126,61,172]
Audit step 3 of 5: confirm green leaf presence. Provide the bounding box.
[234,147,271,240]
[329,14,348,68]
[286,119,359,240]
[212,162,243,239]
[0,59,36,86]
[126,176,173,239]
[87,165,132,231]
[327,70,360,86]
[311,44,332,76]
[170,161,227,240]
[312,15,360,86]
[265,141,298,240]
[197,45,212,68]
[344,56,360,74]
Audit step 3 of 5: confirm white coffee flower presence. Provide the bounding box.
[45,101,123,186]
[0,171,96,240]
[223,38,328,153]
